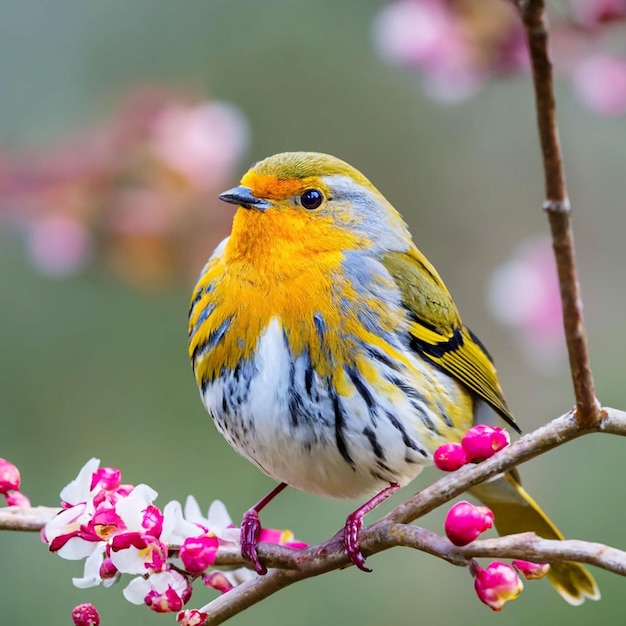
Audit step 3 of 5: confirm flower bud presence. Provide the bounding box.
[473,561,523,611]
[71,603,100,626]
[177,609,208,626]
[512,559,550,580]
[461,425,510,462]
[180,535,219,574]
[0,458,21,494]
[433,442,468,471]
[5,490,30,507]
[99,557,119,580]
[444,501,494,546]
[203,571,234,594]
[90,467,122,491]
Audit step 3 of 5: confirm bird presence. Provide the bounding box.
[188,151,599,604]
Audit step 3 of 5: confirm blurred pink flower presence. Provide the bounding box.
[373,0,626,115]
[488,236,566,374]
[570,0,626,28]
[152,101,249,190]
[2,87,250,289]
[572,54,626,116]
[26,215,92,277]
[373,0,526,102]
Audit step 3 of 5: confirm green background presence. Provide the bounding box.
[1,1,625,624]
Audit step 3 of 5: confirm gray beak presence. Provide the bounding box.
[218,186,272,211]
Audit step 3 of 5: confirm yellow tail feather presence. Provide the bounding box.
[469,471,600,605]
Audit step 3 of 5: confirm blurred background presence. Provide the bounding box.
[1,0,625,624]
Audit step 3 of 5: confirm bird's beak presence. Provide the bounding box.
[218,186,272,212]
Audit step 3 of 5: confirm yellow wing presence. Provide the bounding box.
[381,246,520,433]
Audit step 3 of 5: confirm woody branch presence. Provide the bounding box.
[3,407,626,625]
[512,0,602,426]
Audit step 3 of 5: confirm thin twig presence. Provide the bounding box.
[513,0,601,426]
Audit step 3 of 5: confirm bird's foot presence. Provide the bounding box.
[241,508,267,575]
[342,482,401,573]
[343,509,372,572]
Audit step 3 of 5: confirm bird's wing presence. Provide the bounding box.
[381,246,520,432]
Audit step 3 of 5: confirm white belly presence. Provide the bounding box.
[201,318,465,499]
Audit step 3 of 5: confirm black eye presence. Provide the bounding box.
[300,189,324,210]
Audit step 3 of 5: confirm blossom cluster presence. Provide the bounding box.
[0,88,249,288]
[373,0,626,115]
[433,425,549,611]
[42,459,306,624]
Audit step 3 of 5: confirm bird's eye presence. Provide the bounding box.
[300,189,324,210]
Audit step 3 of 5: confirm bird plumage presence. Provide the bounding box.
[188,151,599,603]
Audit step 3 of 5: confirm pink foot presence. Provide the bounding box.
[342,483,400,572]
[239,482,289,576]
[241,508,267,575]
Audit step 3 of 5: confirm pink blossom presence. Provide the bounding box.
[26,215,92,277]
[98,557,119,580]
[180,535,219,574]
[373,0,485,102]
[473,561,523,611]
[513,559,551,580]
[444,501,494,546]
[177,609,208,626]
[59,458,103,507]
[573,54,626,116]
[461,425,510,462]
[71,603,100,626]
[570,0,626,27]
[183,497,239,545]
[259,527,308,550]
[0,458,20,493]
[488,235,567,374]
[110,532,168,574]
[124,569,192,612]
[151,101,250,190]
[433,442,468,471]
[90,467,122,492]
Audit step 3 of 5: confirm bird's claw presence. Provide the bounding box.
[343,511,372,573]
[241,508,267,575]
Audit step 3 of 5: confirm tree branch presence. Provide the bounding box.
[513,0,601,426]
[5,408,626,624]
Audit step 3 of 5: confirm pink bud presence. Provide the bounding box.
[145,587,184,613]
[180,535,219,574]
[71,603,100,626]
[5,490,30,507]
[203,571,234,594]
[461,425,510,462]
[90,467,122,491]
[473,561,523,611]
[0,458,21,494]
[433,442,468,471]
[512,559,550,580]
[177,609,208,626]
[99,557,119,580]
[444,501,494,546]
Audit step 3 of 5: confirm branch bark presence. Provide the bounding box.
[4,408,626,625]
[513,0,601,426]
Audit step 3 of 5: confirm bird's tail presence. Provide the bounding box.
[469,471,600,605]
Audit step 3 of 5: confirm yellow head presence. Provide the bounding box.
[218,152,412,268]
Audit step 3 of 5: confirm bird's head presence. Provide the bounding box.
[219,152,411,262]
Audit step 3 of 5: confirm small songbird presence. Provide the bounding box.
[188,152,599,604]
